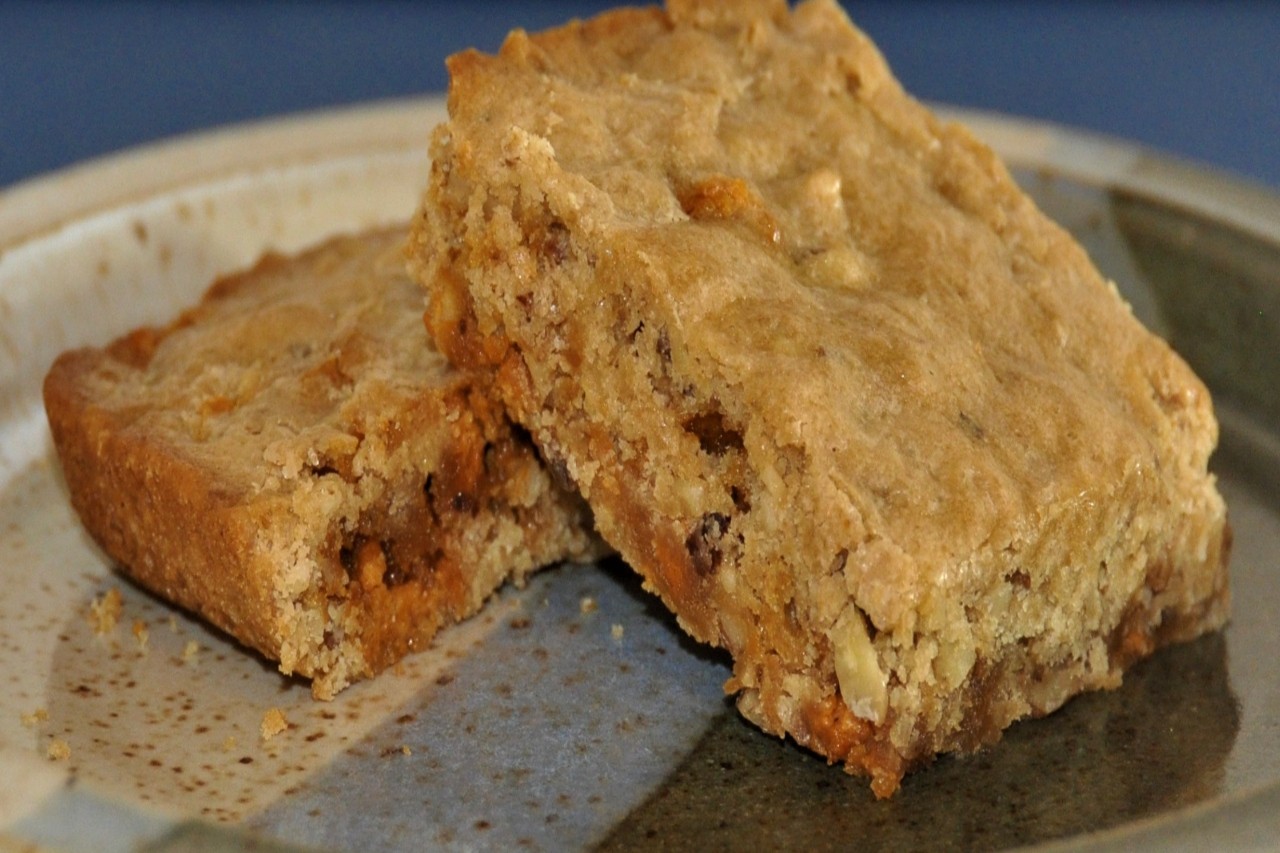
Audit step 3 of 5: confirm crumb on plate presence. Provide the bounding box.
[132,619,150,652]
[261,708,288,741]
[88,588,122,634]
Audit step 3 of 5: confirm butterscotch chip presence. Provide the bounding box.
[44,229,600,699]
[409,0,1230,796]
[260,708,288,741]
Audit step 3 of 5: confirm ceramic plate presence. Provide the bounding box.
[1,98,1278,852]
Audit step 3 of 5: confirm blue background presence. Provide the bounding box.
[2,1,1277,191]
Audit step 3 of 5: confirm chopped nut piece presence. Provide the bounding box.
[829,607,887,723]
[610,624,624,641]
[579,596,598,614]
[47,739,71,761]
[182,640,200,662]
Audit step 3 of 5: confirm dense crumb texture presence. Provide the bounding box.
[409,0,1231,795]
[44,229,599,699]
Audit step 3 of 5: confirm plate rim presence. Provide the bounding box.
[938,105,1280,248]
[0,95,447,254]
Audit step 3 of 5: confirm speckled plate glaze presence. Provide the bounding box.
[1,99,1278,853]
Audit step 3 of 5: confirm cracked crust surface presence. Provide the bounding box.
[410,0,1230,795]
[44,228,600,698]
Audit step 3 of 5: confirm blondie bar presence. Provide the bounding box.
[409,0,1230,795]
[45,229,598,698]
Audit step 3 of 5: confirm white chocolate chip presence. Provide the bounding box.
[804,168,843,210]
[800,245,870,292]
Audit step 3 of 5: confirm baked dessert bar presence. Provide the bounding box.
[409,0,1231,795]
[44,229,599,699]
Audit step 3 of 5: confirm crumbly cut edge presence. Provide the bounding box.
[408,0,1231,794]
[43,238,600,699]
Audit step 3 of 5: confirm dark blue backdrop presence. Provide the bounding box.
[2,1,1277,191]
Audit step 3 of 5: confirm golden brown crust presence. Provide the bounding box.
[410,0,1230,794]
[44,229,600,698]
